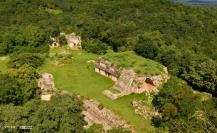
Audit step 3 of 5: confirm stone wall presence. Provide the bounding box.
[95,60,120,81]
[114,69,136,93]
[95,67,118,81]
[38,73,55,101]
[65,33,82,49]
[95,59,170,99]
[50,32,82,49]
[132,100,159,119]
[82,99,134,132]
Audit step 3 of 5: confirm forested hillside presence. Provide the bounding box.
[0,0,216,95]
[0,0,217,132]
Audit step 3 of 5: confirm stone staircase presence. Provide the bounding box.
[114,69,136,93]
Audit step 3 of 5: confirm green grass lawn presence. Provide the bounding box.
[103,51,165,76]
[39,48,156,133]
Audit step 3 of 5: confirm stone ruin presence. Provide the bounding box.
[50,32,82,49]
[38,73,55,101]
[95,59,169,100]
[95,59,120,81]
[63,32,82,49]
[132,100,159,120]
[82,99,134,132]
[50,37,60,48]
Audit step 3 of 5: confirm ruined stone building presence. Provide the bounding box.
[38,73,55,101]
[64,33,82,49]
[82,99,134,132]
[50,32,82,49]
[114,69,166,94]
[50,37,60,48]
[95,59,169,99]
[95,59,120,81]
[59,32,82,49]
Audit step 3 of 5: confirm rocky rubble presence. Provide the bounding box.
[82,99,135,132]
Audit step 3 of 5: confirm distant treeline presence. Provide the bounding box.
[0,0,216,94]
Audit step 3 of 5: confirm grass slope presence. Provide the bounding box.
[103,51,165,76]
[39,48,155,133]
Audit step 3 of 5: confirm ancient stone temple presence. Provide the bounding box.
[60,32,82,49]
[38,73,55,101]
[95,59,120,81]
[50,32,82,49]
[95,59,169,99]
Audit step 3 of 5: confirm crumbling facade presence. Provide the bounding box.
[38,73,55,101]
[95,59,169,99]
[50,32,82,49]
[60,32,82,49]
[95,59,120,81]
[50,37,60,48]
[82,99,134,132]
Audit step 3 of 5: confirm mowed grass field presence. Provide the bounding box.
[39,48,156,133]
[0,49,155,132]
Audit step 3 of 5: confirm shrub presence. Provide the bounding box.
[82,39,108,54]
[8,53,44,68]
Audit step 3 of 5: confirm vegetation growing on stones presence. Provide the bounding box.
[0,0,217,132]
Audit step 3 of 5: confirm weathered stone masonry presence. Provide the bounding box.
[95,59,169,99]
[82,99,135,132]
[95,59,119,81]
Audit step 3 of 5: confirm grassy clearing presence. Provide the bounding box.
[103,51,165,76]
[45,8,63,15]
[39,48,155,133]
[0,56,9,72]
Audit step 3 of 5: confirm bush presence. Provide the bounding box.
[8,53,44,68]
[0,74,22,105]
[82,39,108,54]
[59,35,67,46]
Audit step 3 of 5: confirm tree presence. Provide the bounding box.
[29,94,85,133]
[0,74,22,105]
[59,35,67,46]
[152,77,217,132]
[8,53,44,68]
[82,39,108,55]
[0,94,86,133]
[180,58,217,94]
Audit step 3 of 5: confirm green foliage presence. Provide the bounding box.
[0,0,217,95]
[29,94,85,133]
[82,39,108,55]
[103,51,165,76]
[59,35,67,46]
[46,8,63,15]
[152,77,217,132]
[107,128,131,133]
[8,53,44,68]
[11,65,40,103]
[0,94,85,133]
[86,124,104,133]
[134,32,162,59]
[0,65,39,105]
[86,124,131,133]
[0,74,22,105]
[0,25,49,54]
[40,49,155,133]
[180,58,217,94]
